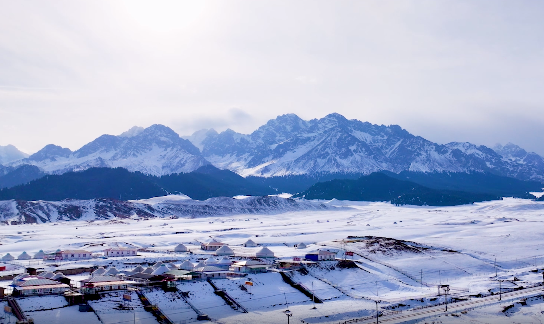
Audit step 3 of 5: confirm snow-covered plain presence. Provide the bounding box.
[2,197,544,323]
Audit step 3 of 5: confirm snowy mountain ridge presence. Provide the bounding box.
[2,113,544,182]
[191,113,544,181]
[0,195,335,224]
[7,124,209,176]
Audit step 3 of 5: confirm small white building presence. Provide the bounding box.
[296,243,307,249]
[201,241,226,251]
[243,239,258,247]
[179,260,194,271]
[305,250,337,261]
[80,276,130,294]
[229,260,268,273]
[12,274,69,296]
[57,250,92,260]
[34,250,46,259]
[174,243,188,252]
[215,245,234,256]
[104,247,138,257]
[18,251,32,260]
[255,247,275,258]
[104,267,119,276]
[2,253,15,261]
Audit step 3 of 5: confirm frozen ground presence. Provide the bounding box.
[1,197,544,323]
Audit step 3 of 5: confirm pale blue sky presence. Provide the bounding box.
[1,1,543,155]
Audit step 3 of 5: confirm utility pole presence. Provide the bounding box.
[311,281,316,309]
[495,257,497,277]
[499,280,502,301]
[420,269,423,288]
[444,286,450,312]
[375,300,381,324]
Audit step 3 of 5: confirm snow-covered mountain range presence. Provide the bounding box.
[190,113,544,181]
[6,124,209,176]
[0,195,333,224]
[2,113,544,182]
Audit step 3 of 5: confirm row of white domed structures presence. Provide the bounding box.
[1,239,276,263]
[1,250,46,261]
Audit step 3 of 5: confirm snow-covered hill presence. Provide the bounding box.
[0,195,335,224]
[190,113,544,181]
[8,124,209,176]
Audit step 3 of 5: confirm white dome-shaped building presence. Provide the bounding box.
[256,247,275,258]
[215,245,234,256]
[18,251,32,260]
[243,239,258,247]
[92,267,106,276]
[1,253,14,261]
[104,267,119,276]
[151,264,171,276]
[296,243,307,249]
[34,250,46,259]
[131,265,145,273]
[179,260,194,271]
[174,244,188,252]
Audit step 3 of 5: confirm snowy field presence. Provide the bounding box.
[1,197,544,323]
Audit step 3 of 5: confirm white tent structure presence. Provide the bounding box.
[179,260,194,271]
[142,267,154,274]
[152,261,164,270]
[131,265,145,273]
[243,239,258,247]
[174,244,188,252]
[104,267,119,276]
[151,264,170,275]
[92,267,106,276]
[256,247,275,258]
[296,243,307,249]
[215,245,234,256]
[34,250,46,259]
[18,252,32,260]
[165,263,178,270]
[1,253,14,261]
[205,256,218,265]
[195,261,206,268]
[217,257,232,267]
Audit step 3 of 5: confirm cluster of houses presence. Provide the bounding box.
[1,240,338,287]
[2,243,340,298]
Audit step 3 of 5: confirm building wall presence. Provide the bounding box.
[105,249,137,257]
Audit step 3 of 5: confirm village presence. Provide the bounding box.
[0,237,342,324]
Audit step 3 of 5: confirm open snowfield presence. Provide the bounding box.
[2,196,544,323]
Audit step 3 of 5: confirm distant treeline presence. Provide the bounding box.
[0,166,541,205]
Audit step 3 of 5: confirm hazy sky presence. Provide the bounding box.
[1,1,544,155]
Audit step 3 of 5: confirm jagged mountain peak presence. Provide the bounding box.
[494,142,529,159]
[194,113,544,181]
[8,124,208,176]
[119,126,144,138]
[29,144,72,162]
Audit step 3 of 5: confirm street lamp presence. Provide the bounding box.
[284,309,293,324]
